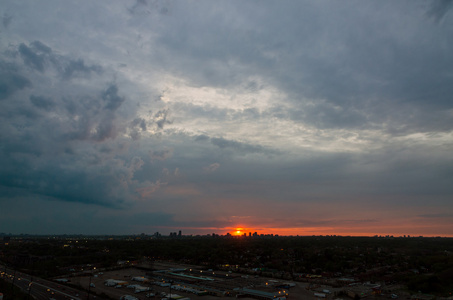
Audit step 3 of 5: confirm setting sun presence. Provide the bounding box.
[231,228,246,236]
[230,227,256,236]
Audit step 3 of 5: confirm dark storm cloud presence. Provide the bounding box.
[0,66,31,100]
[30,40,52,53]
[0,166,125,208]
[29,95,54,111]
[426,0,453,23]
[154,1,453,136]
[18,43,46,72]
[0,39,150,209]
[0,143,148,208]
[270,14,453,134]
[59,84,126,142]
[62,59,103,79]
[17,41,102,80]
[102,84,125,111]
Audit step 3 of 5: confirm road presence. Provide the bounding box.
[1,264,92,300]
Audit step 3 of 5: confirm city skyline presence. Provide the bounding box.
[1,0,453,237]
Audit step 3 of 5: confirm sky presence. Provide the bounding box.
[1,0,453,237]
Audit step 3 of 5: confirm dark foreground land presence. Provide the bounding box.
[1,235,452,299]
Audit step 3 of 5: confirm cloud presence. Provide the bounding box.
[203,163,220,173]
[18,43,46,72]
[154,108,172,129]
[122,211,175,227]
[211,137,277,156]
[426,0,453,23]
[0,67,31,100]
[62,59,102,79]
[129,118,147,140]
[102,84,125,111]
[0,39,155,209]
[2,13,13,29]
[418,213,453,219]
[29,95,54,111]
[16,40,103,82]
[149,148,173,161]
[0,149,151,208]
[136,180,167,199]
[192,134,279,158]
[43,83,129,143]
[194,134,210,142]
[30,40,52,54]
[1,1,453,236]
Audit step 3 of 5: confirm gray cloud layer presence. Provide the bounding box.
[1,0,452,235]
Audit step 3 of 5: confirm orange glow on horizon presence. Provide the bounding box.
[220,226,453,238]
[157,224,453,238]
